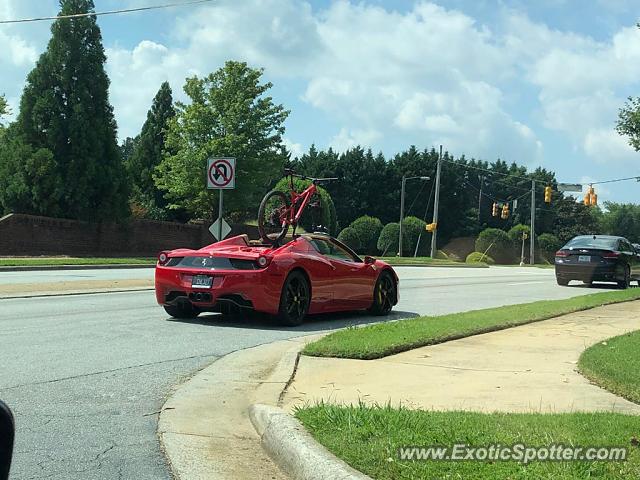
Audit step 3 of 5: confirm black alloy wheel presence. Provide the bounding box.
[278,271,310,326]
[369,271,396,315]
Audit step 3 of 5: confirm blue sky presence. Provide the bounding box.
[1,0,640,203]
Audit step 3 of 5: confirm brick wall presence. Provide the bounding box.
[0,214,260,257]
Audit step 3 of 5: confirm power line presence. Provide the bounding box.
[590,175,640,186]
[0,0,214,24]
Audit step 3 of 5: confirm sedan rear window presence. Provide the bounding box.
[564,237,618,250]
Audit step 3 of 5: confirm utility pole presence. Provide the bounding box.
[398,175,406,256]
[477,175,484,224]
[430,145,443,258]
[530,180,535,265]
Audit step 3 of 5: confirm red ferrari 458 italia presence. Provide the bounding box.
[155,233,398,326]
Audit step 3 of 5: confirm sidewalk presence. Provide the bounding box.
[282,301,640,414]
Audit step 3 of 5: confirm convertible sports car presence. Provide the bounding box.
[155,233,399,326]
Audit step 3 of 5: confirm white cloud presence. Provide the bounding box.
[330,127,382,151]
[283,137,304,159]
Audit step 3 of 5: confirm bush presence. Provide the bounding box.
[475,228,513,264]
[466,251,495,264]
[348,215,383,254]
[274,178,338,235]
[377,222,400,256]
[538,233,562,261]
[402,216,427,256]
[337,227,361,251]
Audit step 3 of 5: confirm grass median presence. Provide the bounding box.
[303,289,640,359]
[296,404,640,480]
[579,330,640,405]
[0,257,155,267]
[376,256,483,267]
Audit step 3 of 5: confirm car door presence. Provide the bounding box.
[324,239,375,308]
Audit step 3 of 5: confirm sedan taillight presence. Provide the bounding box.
[603,251,620,259]
[555,250,569,258]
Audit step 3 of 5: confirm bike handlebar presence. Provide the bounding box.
[284,168,338,184]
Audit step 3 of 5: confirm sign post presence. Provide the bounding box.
[207,157,236,241]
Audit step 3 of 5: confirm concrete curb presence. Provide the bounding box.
[250,403,372,480]
[0,287,154,300]
[158,334,325,480]
[0,263,154,272]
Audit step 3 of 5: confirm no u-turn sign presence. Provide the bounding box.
[207,157,236,189]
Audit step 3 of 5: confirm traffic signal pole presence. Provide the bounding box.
[430,145,443,258]
[530,180,535,265]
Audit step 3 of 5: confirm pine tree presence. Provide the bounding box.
[127,82,175,218]
[15,0,128,220]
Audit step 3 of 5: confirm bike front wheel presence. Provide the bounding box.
[258,190,291,244]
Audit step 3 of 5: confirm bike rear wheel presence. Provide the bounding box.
[258,190,290,244]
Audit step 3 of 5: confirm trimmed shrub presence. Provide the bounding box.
[377,222,400,256]
[475,228,513,264]
[348,215,383,254]
[402,216,427,256]
[274,178,338,235]
[466,251,495,264]
[377,217,426,256]
[337,226,361,251]
[538,233,562,261]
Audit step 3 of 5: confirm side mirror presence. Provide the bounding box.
[0,400,15,480]
[364,255,376,265]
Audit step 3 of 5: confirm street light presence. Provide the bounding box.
[398,175,430,257]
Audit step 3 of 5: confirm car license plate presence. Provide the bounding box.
[578,255,591,262]
[191,275,212,288]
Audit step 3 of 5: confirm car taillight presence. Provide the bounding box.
[158,251,169,265]
[555,250,569,258]
[603,251,620,259]
[256,255,272,268]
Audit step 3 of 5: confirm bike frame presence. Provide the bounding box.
[284,178,318,226]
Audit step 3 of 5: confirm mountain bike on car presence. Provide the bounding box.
[258,169,337,245]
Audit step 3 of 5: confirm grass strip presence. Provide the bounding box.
[296,404,640,480]
[303,289,640,359]
[579,330,640,405]
[0,257,155,267]
[377,256,484,267]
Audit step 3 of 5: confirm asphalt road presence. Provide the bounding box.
[0,266,617,479]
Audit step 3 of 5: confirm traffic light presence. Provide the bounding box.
[501,203,510,219]
[426,223,437,232]
[544,186,552,204]
[492,203,498,217]
[584,186,597,206]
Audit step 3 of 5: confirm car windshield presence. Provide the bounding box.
[565,237,618,249]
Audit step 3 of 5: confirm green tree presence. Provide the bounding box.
[156,61,289,219]
[617,96,640,152]
[601,202,640,240]
[0,125,64,216]
[552,196,601,242]
[377,222,400,256]
[14,0,128,220]
[0,95,9,127]
[127,82,175,219]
